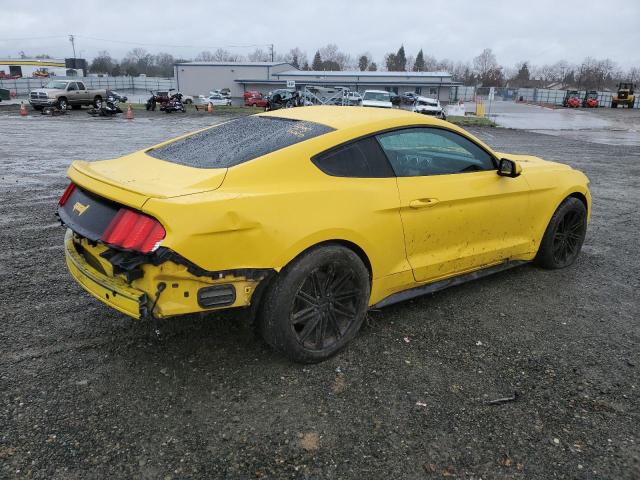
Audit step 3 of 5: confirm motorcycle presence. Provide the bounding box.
[145,89,173,111]
[87,92,123,117]
[162,91,186,113]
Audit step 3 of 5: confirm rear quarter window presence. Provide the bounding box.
[147,116,334,168]
[312,137,394,178]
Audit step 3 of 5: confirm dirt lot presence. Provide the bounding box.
[0,108,638,479]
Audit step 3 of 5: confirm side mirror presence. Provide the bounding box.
[497,158,522,178]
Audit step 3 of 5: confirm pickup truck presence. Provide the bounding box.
[29,80,107,110]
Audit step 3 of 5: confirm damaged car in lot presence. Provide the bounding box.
[413,95,446,120]
[58,106,590,363]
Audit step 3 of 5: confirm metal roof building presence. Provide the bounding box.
[175,61,459,102]
[174,61,295,98]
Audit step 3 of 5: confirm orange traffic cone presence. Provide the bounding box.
[207,102,213,113]
[126,104,134,120]
[19,102,28,116]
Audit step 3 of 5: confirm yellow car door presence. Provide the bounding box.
[376,127,531,283]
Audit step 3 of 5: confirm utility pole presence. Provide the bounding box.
[269,44,274,62]
[69,34,76,59]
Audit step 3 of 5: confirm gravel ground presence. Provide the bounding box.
[0,110,638,479]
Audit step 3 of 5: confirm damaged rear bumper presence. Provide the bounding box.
[65,230,148,319]
[63,229,272,319]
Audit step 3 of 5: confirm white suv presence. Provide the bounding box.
[361,90,392,108]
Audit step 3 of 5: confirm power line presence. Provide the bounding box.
[0,35,67,42]
[75,35,273,51]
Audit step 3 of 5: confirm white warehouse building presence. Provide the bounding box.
[174,61,460,103]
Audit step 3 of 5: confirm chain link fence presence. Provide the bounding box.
[469,86,638,109]
[0,76,176,97]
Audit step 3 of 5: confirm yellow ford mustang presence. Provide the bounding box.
[58,106,590,363]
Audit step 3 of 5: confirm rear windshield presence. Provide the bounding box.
[147,116,334,168]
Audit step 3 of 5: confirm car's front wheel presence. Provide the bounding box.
[258,245,370,363]
[535,197,587,269]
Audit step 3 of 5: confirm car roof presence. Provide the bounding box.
[259,105,440,130]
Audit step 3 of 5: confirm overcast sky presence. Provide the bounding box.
[1,0,639,69]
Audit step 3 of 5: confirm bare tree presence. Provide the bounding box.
[473,48,498,78]
[195,51,215,62]
[212,48,242,62]
[247,48,270,62]
[281,47,307,69]
[89,51,115,74]
[319,44,350,70]
[154,52,175,77]
[405,55,415,72]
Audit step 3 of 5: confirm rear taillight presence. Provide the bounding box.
[101,208,166,254]
[58,182,76,206]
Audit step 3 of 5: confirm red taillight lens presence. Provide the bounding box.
[58,182,76,206]
[101,208,166,254]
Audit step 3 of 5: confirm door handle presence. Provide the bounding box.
[409,198,439,208]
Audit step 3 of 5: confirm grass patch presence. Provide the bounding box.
[447,115,496,127]
[123,102,261,115]
[196,105,262,115]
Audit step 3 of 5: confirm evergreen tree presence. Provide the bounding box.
[368,62,378,71]
[358,55,369,71]
[514,62,530,84]
[395,45,406,71]
[385,53,396,71]
[312,51,323,70]
[413,49,425,72]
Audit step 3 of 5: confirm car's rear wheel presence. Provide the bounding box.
[535,197,587,269]
[258,245,370,363]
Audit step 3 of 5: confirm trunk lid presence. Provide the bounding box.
[68,151,227,209]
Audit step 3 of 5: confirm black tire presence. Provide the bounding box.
[611,102,617,108]
[57,97,68,111]
[258,245,370,363]
[534,197,587,269]
[93,96,102,108]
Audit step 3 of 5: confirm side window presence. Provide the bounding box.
[67,83,78,91]
[312,136,394,178]
[376,128,495,177]
[76,82,85,90]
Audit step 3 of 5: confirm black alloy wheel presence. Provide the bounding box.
[551,209,585,266]
[258,245,370,363]
[535,197,587,269]
[291,264,360,352]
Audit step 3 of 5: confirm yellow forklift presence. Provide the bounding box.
[611,82,636,108]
